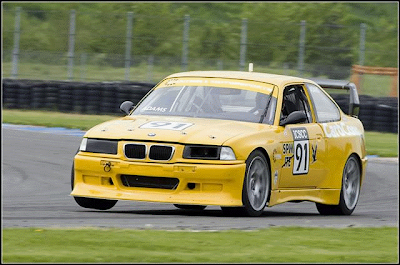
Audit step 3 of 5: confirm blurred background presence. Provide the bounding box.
[2,2,398,94]
[1,2,398,132]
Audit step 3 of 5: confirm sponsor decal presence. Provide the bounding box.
[281,143,293,168]
[160,78,274,93]
[140,121,193,131]
[283,143,293,155]
[143,106,167,112]
[282,155,293,168]
[311,144,317,163]
[165,78,179,86]
[274,170,278,185]
[291,127,309,141]
[322,122,361,138]
[272,149,282,162]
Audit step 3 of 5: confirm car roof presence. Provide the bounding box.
[166,70,317,88]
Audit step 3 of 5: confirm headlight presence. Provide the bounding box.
[183,145,236,160]
[79,138,118,154]
[220,147,236,160]
[79,138,88,151]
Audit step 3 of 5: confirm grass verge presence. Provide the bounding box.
[2,109,398,157]
[365,131,399,157]
[2,227,398,263]
[2,109,119,130]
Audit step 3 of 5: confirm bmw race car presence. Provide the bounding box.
[71,70,367,216]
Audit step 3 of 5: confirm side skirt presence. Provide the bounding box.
[268,188,341,207]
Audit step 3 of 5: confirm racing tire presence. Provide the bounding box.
[221,150,270,217]
[173,204,207,211]
[316,155,361,215]
[71,162,117,210]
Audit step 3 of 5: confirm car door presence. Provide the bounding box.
[304,82,346,189]
[277,84,327,189]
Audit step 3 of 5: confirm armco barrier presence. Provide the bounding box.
[330,94,398,133]
[2,79,398,133]
[2,79,156,115]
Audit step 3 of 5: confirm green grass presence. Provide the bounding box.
[364,131,399,157]
[2,61,396,96]
[2,109,398,157]
[2,227,398,263]
[2,109,119,130]
[361,74,393,96]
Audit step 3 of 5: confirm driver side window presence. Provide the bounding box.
[280,85,312,124]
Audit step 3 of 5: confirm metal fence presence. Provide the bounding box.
[2,7,397,84]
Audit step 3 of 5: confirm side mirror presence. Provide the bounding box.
[280,111,307,126]
[120,101,134,115]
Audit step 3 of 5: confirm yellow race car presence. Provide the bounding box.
[71,71,367,216]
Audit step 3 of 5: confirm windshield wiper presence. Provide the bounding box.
[259,87,275,123]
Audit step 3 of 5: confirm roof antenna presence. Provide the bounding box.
[249,63,253,72]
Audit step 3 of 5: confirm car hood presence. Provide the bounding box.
[84,115,267,145]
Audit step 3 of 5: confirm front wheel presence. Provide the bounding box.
[316,155,361,215]
[223,150,270,217]
[71,162,117,210]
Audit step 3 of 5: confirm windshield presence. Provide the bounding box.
[132,82,276,124]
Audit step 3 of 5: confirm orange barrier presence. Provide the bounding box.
[350,65,398,97]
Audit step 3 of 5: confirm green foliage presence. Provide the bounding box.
[2,2,398,71]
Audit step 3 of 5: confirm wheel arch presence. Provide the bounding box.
[250,146,273,200]
[253,147,272,171]
[349,152,364,187]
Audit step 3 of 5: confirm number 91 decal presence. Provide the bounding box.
[291,128,309,175]
[140,121,193,131]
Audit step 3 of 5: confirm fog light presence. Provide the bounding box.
[187,183,196,190]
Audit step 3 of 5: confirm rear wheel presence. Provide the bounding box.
[221,150,270,217]
[71,162,117,210]
[316,155,361,215]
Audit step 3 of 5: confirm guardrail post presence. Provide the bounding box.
[125,12,133,81]
[68,10,76,81]
[298,20,306,77]
[11,7,21,79]
[182,14,190,71]
[239,18,247,71]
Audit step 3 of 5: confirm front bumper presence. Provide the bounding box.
[71,154,246,206]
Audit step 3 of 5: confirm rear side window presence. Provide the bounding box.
[305,83,340,123]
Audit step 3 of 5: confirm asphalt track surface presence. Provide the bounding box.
[2,125,399,230]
